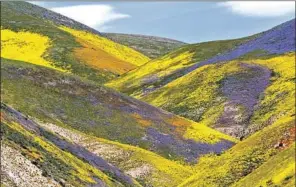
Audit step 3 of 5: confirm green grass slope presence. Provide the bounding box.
[106,35,256,97]
[104,33,186,59]
[1,1,101,35]
[1,1,149,83]
[1,58,236,164]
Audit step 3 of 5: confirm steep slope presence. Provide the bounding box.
[1,1,149,83]
[1,58,236,164]
[232,144,295,187]
[106,19,295,98]
[104,33,186,59]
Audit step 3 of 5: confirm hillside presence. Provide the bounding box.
[1,103,137,187]
[1,58,236,163]
[106,19,296,138]
[106,34,257,96]
[1,2,295,187]
[142,53,295,137]
[178,115,295,187]
[1,1,150,83]
[1,1,101,35]
[104,19,295,187]
[106,19,295,98]
[104,33,186,59]
[1,102,197,187]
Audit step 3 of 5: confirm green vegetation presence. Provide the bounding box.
[104,33,186,59]
[2,2,294,187]
[120,53,295,139]
[174,52,295,187]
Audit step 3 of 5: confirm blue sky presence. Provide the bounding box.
[30,1,295,43]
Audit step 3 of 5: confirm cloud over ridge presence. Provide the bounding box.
[51,5,130,31]
[220,1,295,17]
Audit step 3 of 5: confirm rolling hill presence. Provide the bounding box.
[1,103,138,187]
[104,33,186,59]
[1,58,235,163]
[107,19,295,138]
[104,18,295,187]
[1,1,150,84]
[1,102,198,187]
[107,19,294,98]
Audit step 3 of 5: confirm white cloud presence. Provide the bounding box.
[220,1,295,17]
[50,5,130,31]
[28,1,47,7]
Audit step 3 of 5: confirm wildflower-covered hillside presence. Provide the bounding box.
[1,1,149,83]
[107,19,296,138]
[1,1,295,187]
[107,19,295,98]
[1,58,235,162]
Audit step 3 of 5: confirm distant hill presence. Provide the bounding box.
[104,33,186,59]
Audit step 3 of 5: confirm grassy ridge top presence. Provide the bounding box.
[1,1,101,35]
[104,33,186,59]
